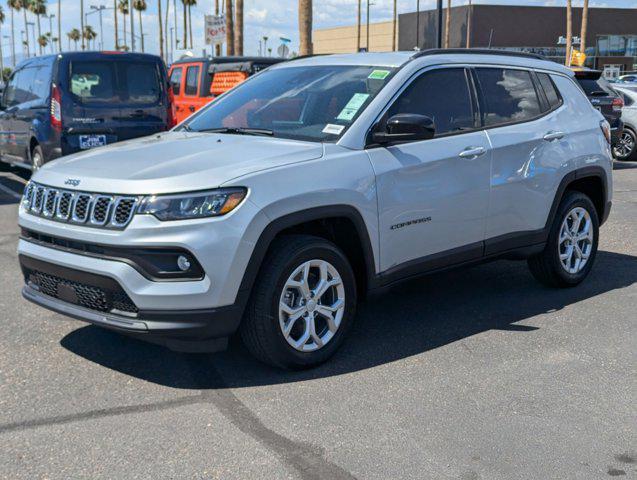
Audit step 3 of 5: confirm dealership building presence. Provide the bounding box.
[313,5,637,77]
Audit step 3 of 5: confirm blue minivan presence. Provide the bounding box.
[0,51,173,170]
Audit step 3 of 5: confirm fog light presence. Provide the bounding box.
[177,255,191,271]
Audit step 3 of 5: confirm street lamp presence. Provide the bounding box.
[89,5,109,51]
[26,22,35,57]
[44,14,55,54]
[366,1,376,51]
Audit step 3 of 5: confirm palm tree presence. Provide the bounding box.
[356,0,361,52]
[118,0,129,51]
[298,0,312,56]
[57,0,61,51]
[113,0,118,49]
[164,0,170,58]
[565,0,572,66]
[0,7,5,76]
[444,0,451,49]
[28,0,47,56]
[37,33,48,51]
[224,0,233,55]
[8,0,28,58]
[67,28,80,50]
[80,0,85,49]
[8,0,19,66]
[580,0,589,57]
[392,0,397,51]
[187,0,194,49]
[133,0,146,52]
[181,0,187,49]
[157,0,164,61]
[83,25,97,50]
[234,0,243,55]
[466,0,472,48]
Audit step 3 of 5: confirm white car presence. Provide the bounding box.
[18,50,613,369]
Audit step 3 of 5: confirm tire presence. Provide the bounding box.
[528,191,599,288]
[31,145,44,170]
[240,234,357,369]
[613,128,637,161]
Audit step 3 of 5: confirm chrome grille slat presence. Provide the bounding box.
[23,182,138,229]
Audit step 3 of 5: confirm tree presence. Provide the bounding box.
[565,0,572,66]
[0,7,5,76]
[234,0,243,55]
[57,0,60,51]
[80,0,85,49]
[356,0,361,52]
[225,0,234,55]
[37,33,48,50]
[580,0,589,56]
[67,28,80,50]
[113,0,119,49]
[392,0,397,51]
[133,0,146,53]
[12,0,30,58]
[118,0,129,51]
[157,0,164,61]
[298,0,312,56]
[28,0,47,56]
[2,67,12,83]
[444,0,451,49]
[83,25,97,50]
[466,0,472,48]
[181,0,196,50]
[8,0,20,66]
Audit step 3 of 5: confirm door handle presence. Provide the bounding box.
[458,146,486,159]
[543,131,565,141]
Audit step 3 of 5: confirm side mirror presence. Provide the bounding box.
[372,113,436,145]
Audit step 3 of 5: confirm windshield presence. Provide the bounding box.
[183,65,396,142]
[576,76,615,96]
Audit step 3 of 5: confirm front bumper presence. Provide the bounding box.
[20,255,243,352]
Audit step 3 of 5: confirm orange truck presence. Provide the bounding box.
[168,56,285,124]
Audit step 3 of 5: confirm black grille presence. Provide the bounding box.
[33,186,45,212]
[113,198,136,226]
[57,192,73,219]
[43,189,58,216]
[91,197,112,224]
[73,194,91,222]
[27,270,138,315]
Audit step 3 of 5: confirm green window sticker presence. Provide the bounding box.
[337,93,370,122]
[368,70,390,80]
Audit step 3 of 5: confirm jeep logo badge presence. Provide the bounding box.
[64,179,81,187]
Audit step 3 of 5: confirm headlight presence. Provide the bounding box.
[138,188,247,221]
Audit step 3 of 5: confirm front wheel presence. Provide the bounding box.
[31,145,44,170]
[528,191,599,288]
[240,235,357,369]
[613,129,637,161]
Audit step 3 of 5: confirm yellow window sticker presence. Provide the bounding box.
[337,93,370,122]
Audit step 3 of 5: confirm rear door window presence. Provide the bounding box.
[170,67,182,95]
[476,68,542,127]
[69,60,161,105]
[386,68,475,136]
[185,66,200,96]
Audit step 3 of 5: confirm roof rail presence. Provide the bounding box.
[413,48,545,61]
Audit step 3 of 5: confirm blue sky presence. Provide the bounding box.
[1,0,635,60]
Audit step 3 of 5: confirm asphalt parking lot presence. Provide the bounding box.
[0,164,635,480]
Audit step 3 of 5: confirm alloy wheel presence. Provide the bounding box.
[278,259,345,352]
[558,207,594,274]
[613,131,635,159]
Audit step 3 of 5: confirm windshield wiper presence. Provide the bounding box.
[194,127,274,137]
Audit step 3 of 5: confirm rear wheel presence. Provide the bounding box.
[240,235,357,369]
[31,145,44,170]
[613,128,637,161]
[528,191,599,288]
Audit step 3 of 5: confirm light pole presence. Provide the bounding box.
[45,14,55,53]
[90,6,108,50]
[27,22,35,57]
[169,27,174,64]
[129,0,135,52]
[21,30,27,58]
[262,36,268,56]
[366,1,375,51]
[436,0,443,49]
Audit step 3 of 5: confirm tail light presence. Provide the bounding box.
[167,86,177,129]
[50,84,62,132]
[612,97,624,112]
[600,120,611,145]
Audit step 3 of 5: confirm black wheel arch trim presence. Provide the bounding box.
[234,204,377,313]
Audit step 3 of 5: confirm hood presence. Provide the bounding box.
[33,131,324,194]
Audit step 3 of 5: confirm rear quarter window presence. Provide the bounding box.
[185,66,200,96]
[170,67,182,95]
[537,73,563,110]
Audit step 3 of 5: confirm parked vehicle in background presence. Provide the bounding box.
[0,52,173,170]
[618,73,637,84]
[573,69,623,149]
[18,50,613,369]
[613,86,637,161]
[169,56,285,124]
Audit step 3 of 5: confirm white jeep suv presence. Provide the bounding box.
[18,50,613,369]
